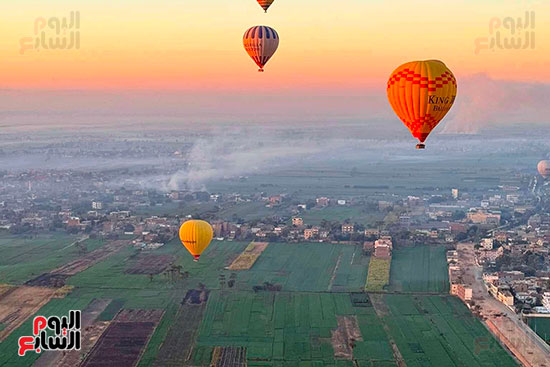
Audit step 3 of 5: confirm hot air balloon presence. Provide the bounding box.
[538,160,550,179]
[387,60,457,149]
[243,25,279,72]
[179,220,213,262]
[257,0,275,12]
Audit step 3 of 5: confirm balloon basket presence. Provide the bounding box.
[258,69,264,72]
[416,144,425,150]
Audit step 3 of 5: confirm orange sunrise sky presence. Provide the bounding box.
[0,0,548,91]
[0,0,548,133]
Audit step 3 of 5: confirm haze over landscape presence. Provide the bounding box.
[1,1,550,367]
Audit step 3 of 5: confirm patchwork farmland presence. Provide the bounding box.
[0,234,517,366]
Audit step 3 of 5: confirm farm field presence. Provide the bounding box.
[228,242,269,270]
[0,286,59,342]
[365,257,391,292]
[0,238,517,367]
[389,246,449,293]
[527,317,550,344]
[204,155,520,199]
[195,291,396,366]
[382,294,517,367]
[0,233,94,284]
[240,243,369,292]
[300,206,383,226]
[81,309,164,367]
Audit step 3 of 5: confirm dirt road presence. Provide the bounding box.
[458,243,550,367]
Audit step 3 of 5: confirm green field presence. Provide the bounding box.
[0,237,517,367]
[300,206,383,226]
[203,154,524,200]
[240,243,369,292]
[383,294,517,367]
[527,317,550,344]
[195,291,395,366]
[389,246,449,293]
[0,233,103,284]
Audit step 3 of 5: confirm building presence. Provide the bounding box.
[498,271,525,283]
[452,188,459,199]
[497,290,514,307]
[92,201,103,210]
[364,228,380,238]
[342,224,354,234]
[374,236,392,258]
[304,228,315,240]
[316,197,329,207]
[480,238,494,250]
[467,210,501,225]
[292,217,304,227]
[67,217,80,227]
[408,196,423,208]
[456,284,472,302]
[399,215,411,228]
[268,195,282,205]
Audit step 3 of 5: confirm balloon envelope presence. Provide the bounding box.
[257,0,275,12]
[243,25,279,72]
[387,60,457,148]
[538,160,550,178]
[179,220,213,261]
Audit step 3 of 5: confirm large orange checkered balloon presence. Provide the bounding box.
[387,60,457,149]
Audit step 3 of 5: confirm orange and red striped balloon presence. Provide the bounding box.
[257,0,275,12]
[243,26,279,72]
[387,60,457,149]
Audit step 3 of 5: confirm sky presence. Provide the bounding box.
[0,0,549,133]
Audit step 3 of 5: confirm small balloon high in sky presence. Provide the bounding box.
[257,0,275,12]
[387,60,457,149]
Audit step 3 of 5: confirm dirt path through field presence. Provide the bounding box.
[370,294,406,367]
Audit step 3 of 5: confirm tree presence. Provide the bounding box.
[452,210,466,220]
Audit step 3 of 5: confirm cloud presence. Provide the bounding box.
[165,127,344,191]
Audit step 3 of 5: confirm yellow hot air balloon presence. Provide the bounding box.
[538,160,550,179]
[387,60,457,149]
[179,220,213,261]
[257,0,275,12]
